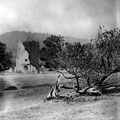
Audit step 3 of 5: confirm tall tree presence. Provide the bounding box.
[93,27,120,88]
[41,28,120,95]
[23,41,41,73]
[59,42,94,90]
[57,27,120,93]
[0,42,13,71]
[40,35,64,69]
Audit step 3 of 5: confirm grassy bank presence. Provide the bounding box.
[0,88,119,120]
[0,72,72,90]
[0,73,119,120]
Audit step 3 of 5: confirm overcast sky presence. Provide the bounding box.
[0,0,119,38]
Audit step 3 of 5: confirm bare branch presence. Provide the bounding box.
[56,70,76,79]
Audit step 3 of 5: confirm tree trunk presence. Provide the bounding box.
[76,76,80,90]
[98,75,108,88]
[87,77,90,87]
[37,68,40,73]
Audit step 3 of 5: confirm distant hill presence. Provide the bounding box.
[0,31,89,55]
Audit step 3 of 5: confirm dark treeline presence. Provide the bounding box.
[0,42,13,71]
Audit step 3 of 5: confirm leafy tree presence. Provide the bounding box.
[59,42,94,90]
[57,27,120,93]
[40,35,64,69]
[92,27,120,88]
[0,42,13,71]
[41,35,94,90]
[41,28,120,96]
[23,41,42,73]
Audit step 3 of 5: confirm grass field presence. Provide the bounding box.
[0,86,119,120]
[0,72,72,90]
[0,73,120,120]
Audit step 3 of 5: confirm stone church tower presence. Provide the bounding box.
[16,41,31,73]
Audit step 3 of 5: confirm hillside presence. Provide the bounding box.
[0,31,89,55]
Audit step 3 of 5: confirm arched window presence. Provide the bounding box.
[24,65,28,70]
[25,59,28,62]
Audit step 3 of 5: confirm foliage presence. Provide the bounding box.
[23,41,42,73]
[95,27,120,72]
[40,35,64,69]
[92,27,120,87]
[60,42,94,89]
[0,42,13,71]
[58,27,120,91]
